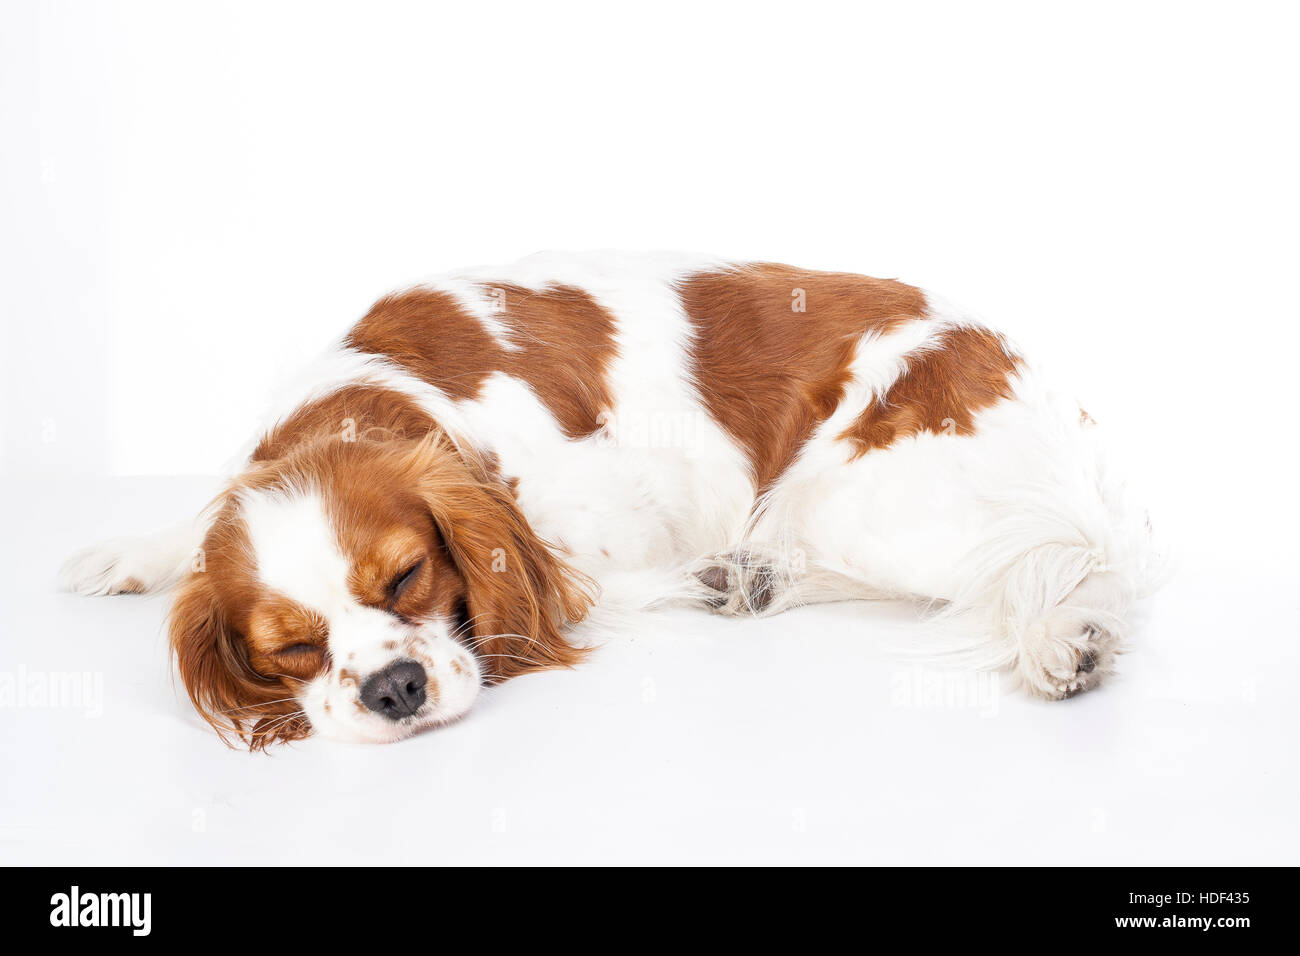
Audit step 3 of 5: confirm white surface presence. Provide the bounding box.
[3,1,1299,864]
[1,476,1296,865]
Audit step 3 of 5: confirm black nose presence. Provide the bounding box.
[359,659,428,720]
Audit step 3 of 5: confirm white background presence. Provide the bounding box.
[2,0,1298,865]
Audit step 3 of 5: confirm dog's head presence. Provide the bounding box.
[170,435,591,747]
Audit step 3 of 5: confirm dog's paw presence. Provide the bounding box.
[1017,609,1122,700]
[58,539,165,596]
[691,548,784,616]
[58,522,201,597]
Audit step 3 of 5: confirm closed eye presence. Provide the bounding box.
[389,559,424,600]
[277,643,322,657]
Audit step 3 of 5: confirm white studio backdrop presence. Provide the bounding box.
[3,0,1298,560]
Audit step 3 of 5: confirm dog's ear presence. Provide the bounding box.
[169,568,308,750]
[404,437,593,680]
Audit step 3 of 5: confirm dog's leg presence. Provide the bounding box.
[58,521,206,596]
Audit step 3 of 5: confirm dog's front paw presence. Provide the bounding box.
[58,542,148,596]
[58,522,201,597]
[1018,611,1122,700]
[58,538,181,596]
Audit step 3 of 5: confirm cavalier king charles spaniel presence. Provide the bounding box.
[60,252,1154,747]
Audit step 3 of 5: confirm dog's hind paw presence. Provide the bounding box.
[691,548,788,616]
[1018,611,1122,700]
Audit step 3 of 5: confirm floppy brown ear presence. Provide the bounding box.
[407,438,594,680]
[169,570,308,750]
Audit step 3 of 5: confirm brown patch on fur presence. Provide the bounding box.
[253,385,435,462]
[839,326,1020,455]
[1080,407,1097,426]
[118,576,147,594]
[425,672,440,707]
[680,264,928,490]
[490,283,618,438]
[345,289,502,402]
[343,284,617,440]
